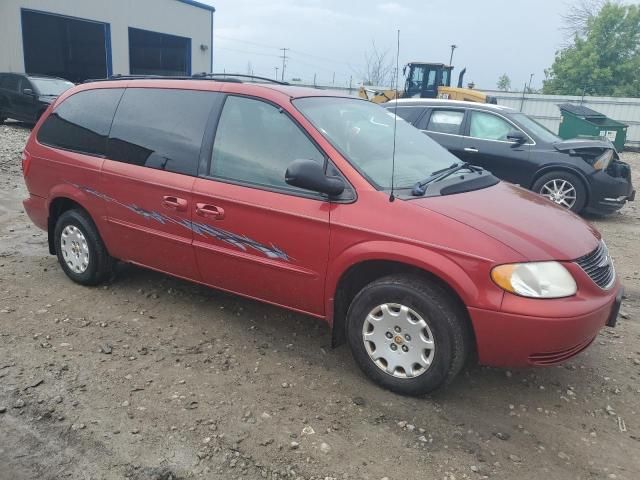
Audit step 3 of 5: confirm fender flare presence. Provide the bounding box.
[530,165,591,198]
[46,183,109,254]
[324,240,483,326]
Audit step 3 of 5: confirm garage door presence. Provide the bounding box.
[129,28,191,76]
[21,9,111,83]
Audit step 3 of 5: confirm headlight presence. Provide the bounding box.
[491,261,577,298]
[593,150,614,171]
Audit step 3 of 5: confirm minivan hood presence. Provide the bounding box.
[411,182,600,261]
[553,138,614,152]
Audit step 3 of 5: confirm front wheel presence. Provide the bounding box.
[346,275,472,395]
[532,171,587,213]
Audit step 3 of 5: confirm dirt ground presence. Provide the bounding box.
[1,121,639,480]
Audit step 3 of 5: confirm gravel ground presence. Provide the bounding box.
[1,120,639,480]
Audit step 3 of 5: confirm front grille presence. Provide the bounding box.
[575,241,615,289]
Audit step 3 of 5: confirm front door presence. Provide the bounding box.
[460,110,531,184]
[192,94,331,316]
[17,77,39,122]
[101,87,220,280]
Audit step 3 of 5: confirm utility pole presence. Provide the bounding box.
[332,72,335,86]
[449,44,457,66]
[280,47,289,83]
[519,82,527,112]
[275,67,279,81]
[528,73,535,93]
[313,73,317,87]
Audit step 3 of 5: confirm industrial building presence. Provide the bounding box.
[0,0,215,82]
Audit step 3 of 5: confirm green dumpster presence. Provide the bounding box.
[558,104,628,151]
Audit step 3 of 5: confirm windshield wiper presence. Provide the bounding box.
[412,162,483,196]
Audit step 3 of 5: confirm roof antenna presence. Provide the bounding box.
[389,29,400,202]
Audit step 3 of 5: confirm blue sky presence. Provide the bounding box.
[200,1,589,90]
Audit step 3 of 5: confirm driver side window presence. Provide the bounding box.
[211,96,325,192]
[469,111,516,141]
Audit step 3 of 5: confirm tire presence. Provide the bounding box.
[54,209,113,286]
[0,112,5,125]
[532,171,587,213]
[346,274,472,395]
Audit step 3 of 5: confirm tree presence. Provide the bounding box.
[560,0,607,43]
[496,74,512,91]
[360,41,394,87]
[543,2,640,96]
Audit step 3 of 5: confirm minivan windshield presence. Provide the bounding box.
[511,113,560,144]
[29,77,74,96]
[294,97,460,189]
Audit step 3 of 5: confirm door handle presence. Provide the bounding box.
[196,203,225,220]
[464,147,479,153]
[162,196,188,212]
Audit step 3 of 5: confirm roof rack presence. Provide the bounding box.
[84,73,289,85]
[84,74,193,83]
[193,72,289,85]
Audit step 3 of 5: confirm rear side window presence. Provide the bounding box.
[425,109,465,135]
[108,88,217,176]
[37,88,124,156]
[210,95,324,192]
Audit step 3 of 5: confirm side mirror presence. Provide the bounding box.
[22,88,34,96]
[507,130,527,144]
[285,159,345,197]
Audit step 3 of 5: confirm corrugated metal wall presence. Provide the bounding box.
[487,91,640,148]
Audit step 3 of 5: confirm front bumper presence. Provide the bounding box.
[468,287,621,367]
[585,167,635,214]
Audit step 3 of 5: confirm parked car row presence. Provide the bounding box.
[0,72,74,125]
[385,99,635,215]
[21,77,624,394]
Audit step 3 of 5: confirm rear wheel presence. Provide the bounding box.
[346,275,471,395]
[532,171,587,213]
[54,209,113,286]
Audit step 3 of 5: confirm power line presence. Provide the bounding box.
[215,45,280,58]
[214,34,363,70]
[214,34,281,50]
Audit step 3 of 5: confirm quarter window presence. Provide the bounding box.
[426,110,464,135]
[211,96,324,191]
[391,107,424,125]
[37,88,124,156]
[469,111,515,141]
[108,88,218,176]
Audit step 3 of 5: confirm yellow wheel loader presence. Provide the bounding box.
[359,62,497,104]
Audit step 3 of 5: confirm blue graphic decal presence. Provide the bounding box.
[74,184,290,261]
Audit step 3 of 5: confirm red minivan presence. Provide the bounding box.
[22,76,623,395]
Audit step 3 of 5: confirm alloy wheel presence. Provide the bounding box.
[540,179,577,209]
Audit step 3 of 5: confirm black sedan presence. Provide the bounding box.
[386,99,635,215]
[0,73,74,125]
